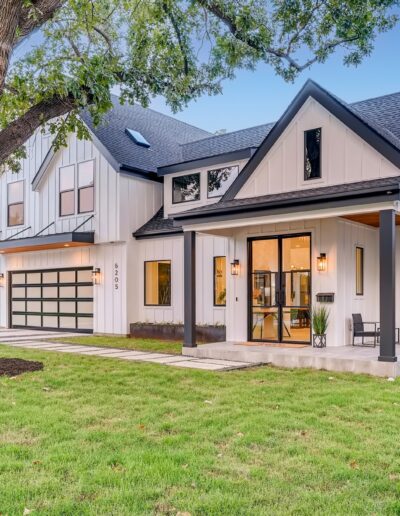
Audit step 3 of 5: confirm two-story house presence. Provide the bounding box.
[2,79,400,365]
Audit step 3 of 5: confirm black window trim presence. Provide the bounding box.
[355,246,364,296]
[207,165,239,199]
[172,172,201,205]
[304,127,322,181]
[213,255,226,307]
[144,259,172,306]
[7,180,25,227]
[78,159,95,214]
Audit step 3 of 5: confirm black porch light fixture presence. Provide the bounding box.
[317,253,327,272]
[230,259,240,276]
[92,267,101,285]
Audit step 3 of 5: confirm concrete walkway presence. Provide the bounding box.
[0,329,252,371]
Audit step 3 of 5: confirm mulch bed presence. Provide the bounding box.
[0,358,44,377]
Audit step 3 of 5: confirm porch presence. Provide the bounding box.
[184,341,400,378]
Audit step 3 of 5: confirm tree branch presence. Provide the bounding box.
[17,0,66,40]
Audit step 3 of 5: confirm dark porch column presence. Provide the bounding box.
[379,209,397,362]
[183,231,196,348]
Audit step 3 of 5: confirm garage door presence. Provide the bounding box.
[10,267,93,332]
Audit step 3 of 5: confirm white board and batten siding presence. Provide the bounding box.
[135,234,227,326]
[236,97,400,200]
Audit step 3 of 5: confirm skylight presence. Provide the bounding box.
[125,128,150,148]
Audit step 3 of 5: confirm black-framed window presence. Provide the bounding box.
[208,166,239,198]
[213,256,226,306]
[304,128,321,180]
[59,164,75,217]
[78,160,94,213]
[356,246,364,296]
[7,180,24,227]
[144,260,171,306]
[172,173,200,203]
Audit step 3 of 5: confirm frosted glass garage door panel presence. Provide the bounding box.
[77,286,93,298]
[78,317,93,330]
[43,272,58,283]
[27,315,41,326]
[60,301,76,313]
[27,301,41,312]
[43,316,58,327]
[78,301,93,314]
[59,317,77,329]
[12,288,26,298]
[59,286,76,298]
[27,287,41,298]
[26,273,41,284]
[43,287,58,298]
[59,270,76,283]
[12,274,26,284]
[13,315,25,325]
[77,270,92,283]
[12,301,25,312]
[43,301,58,312]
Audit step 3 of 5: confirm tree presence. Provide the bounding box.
[0,0,398,170]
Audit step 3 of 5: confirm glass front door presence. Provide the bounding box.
[249,234,311,344]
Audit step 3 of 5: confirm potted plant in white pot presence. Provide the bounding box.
[312,305,329,348]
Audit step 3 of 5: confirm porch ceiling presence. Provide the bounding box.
[342,212,400,227]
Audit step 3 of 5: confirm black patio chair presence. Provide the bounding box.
[352,313,400,347]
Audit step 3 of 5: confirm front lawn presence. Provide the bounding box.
[1,345,400,514]
[54,335,183,355]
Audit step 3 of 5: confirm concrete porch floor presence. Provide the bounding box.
[183,342,400,378]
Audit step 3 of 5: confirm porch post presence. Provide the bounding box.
[379,209,397,362]
[183,231,196,348]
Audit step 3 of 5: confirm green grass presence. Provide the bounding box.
[1,345,400,515]
[53,335,183,355]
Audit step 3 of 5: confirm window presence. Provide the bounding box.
[59,165,75,217]
[213,256,226,306]
[144,261,171,305]
[304,128,321,180]
[208,166,239,198]
[78,160,94,213]
[172,174,200,203]
[356,247,364,296]
[8,181,24,226]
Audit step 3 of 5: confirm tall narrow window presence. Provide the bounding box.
[78,160,94,213]
[356,247,364,296]
[172,174,200,203]
[304,128,321,180]
[144,261,171,305]
[59,165,75,217]
[213,256,226,306]
[8,180,24,226]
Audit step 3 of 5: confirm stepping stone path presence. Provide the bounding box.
[0,329,252,371]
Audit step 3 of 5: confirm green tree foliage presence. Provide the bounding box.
[0,0,398,170]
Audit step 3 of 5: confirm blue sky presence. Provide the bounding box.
[151,27,400,134]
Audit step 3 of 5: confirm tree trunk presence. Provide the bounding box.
[0,0,22,94]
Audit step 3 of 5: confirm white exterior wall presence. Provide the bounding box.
[236,98,399,200]
[134,233,227,326]
[164,158,248,217]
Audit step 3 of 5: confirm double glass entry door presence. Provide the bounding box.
[249,234,311,344]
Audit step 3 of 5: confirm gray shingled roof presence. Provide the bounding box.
[80,96,211,173]
[173,176,400,220]
[134,207,182,238]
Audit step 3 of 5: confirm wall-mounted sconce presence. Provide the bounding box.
[92,267,101,285]
[0,273,4,286]
[230,259,240,276]
[317,253,327,272]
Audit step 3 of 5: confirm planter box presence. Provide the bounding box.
[130,323,226,343]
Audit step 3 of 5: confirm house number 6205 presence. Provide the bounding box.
[114,263,119,290]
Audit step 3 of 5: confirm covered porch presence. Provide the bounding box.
[175,178,400,376]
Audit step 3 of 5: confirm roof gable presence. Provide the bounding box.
[222,80,400,201]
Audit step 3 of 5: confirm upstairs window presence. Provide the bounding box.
[172,173,200,203]
[304,128,321,180]
[213,256,226,306]
[78,161,94,214]
[8,180,24,226]
[59,165,75,217]
[144,260,171,306]
[208,166,239,198]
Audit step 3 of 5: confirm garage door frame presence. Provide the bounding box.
[9,266,94,333]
